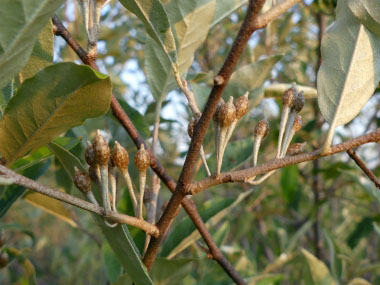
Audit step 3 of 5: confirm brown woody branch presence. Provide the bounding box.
[143,0,268,271]
[347,149,380,189]
[52,15,244,284]
[188,129,380,194]
[0,165,159,237]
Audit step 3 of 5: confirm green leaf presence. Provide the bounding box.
[47,143,153,285]
[162,189,254,258]
[347,217,374,248]
[24,191,77,227]
[166,0,216,75]
[150,258,194,285]
[103,242,123,283]
[11,137,81,172]
[6,247,37,285]
[0,81,14,119]
[0,160,50,218]
[300,249,336,285]
[210,0,247,28]
[280,165,300,209]
[0,0,65,89]
[117,100,150,139]
[347,278,371,285]
[119,0,177,63]
[0,62,112,166]
[20,20,54,80]
[348,0,380,37]
[317,0,380,150]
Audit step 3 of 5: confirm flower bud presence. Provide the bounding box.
[213,98,225,123]
[85,141,96,166]
[74,167,91,193]
[134,144,150,172]
[291,91,305,113]
[88,165,99,183]
[234,92,249,120]
[0,230,6,248]
[93,130,110,165]
[254,120,269,139]
[112,141,129,171]
[219,97,236,128]
[282,86,297,107]
[293,115,302,132]
[286,142,306,156]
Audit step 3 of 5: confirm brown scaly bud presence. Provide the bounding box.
[213,98,225,123]
[0,252,9,268]
[112,141,129,171]
[219,97,236,128]
[286,142,306,156]
[293,115,302,132]
[85,141,96,166]
[74,167,91,193]
[0,230,6,248]
[234,92,249,120]
[254,120,269,139]
[134,144,150,172]
[88,165,98,183]
[291,91,305,113]
[282,85,297,107]
[188,118,196,138]
[93,130,110,165]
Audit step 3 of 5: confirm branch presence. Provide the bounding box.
[143,0,268,271]
[347,149,380,189]
[252,0,302,30]
[52,15,244,283]
[188,129,380,194]
[0,165,159,237]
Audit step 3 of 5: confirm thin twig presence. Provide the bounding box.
[347,149,380,189]
[189,129,380,194]
[52,15,243,283]
[0,165,159,237]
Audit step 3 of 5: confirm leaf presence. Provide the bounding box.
[280,165,300,209]
[0,62,112,166]
[103,242,123,283]
[20,20,54,80]
[23,192,77,227]
[300,249,336,285]
[166,0,216,75]
[6,247,37,285]
[347,278,371,285]
[0,160,50,218]
[348,0,380,37]
[210,0,247,28]
[0,81,14,119]
[162,189,254,258]
[119,0,177,63]
[11,137,81,172]
[317,0,380,150]
[264,83,317,99]
[117,100,150,139]
[47,143,153,284]
[347,217,374,248]
[0,0,65,89]
[150,258,194,285]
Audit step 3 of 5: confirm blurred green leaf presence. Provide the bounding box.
[6,247,37,285]
[163,189,254,258]
[0,63,112,166]
[210,0,247,28]
[301,249,336,285]
[117,100,150,139]
[347,217,374,248]
[0,0,65,89]
[280,165,300,209]
[103,242,123,283]
[347,278,371,285]
[150,258,194,285]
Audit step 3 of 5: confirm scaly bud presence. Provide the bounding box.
[219,97,236,128]
[74,167,91,193]
[85,141,96,166]
[234,92,249,120]
[0,252,9,268]
[254,120,270,139]
[291,91,305,113]
[93,130,110,165]
[112,141,129,171]
[134,144,150,172]
[286,142,306,156]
